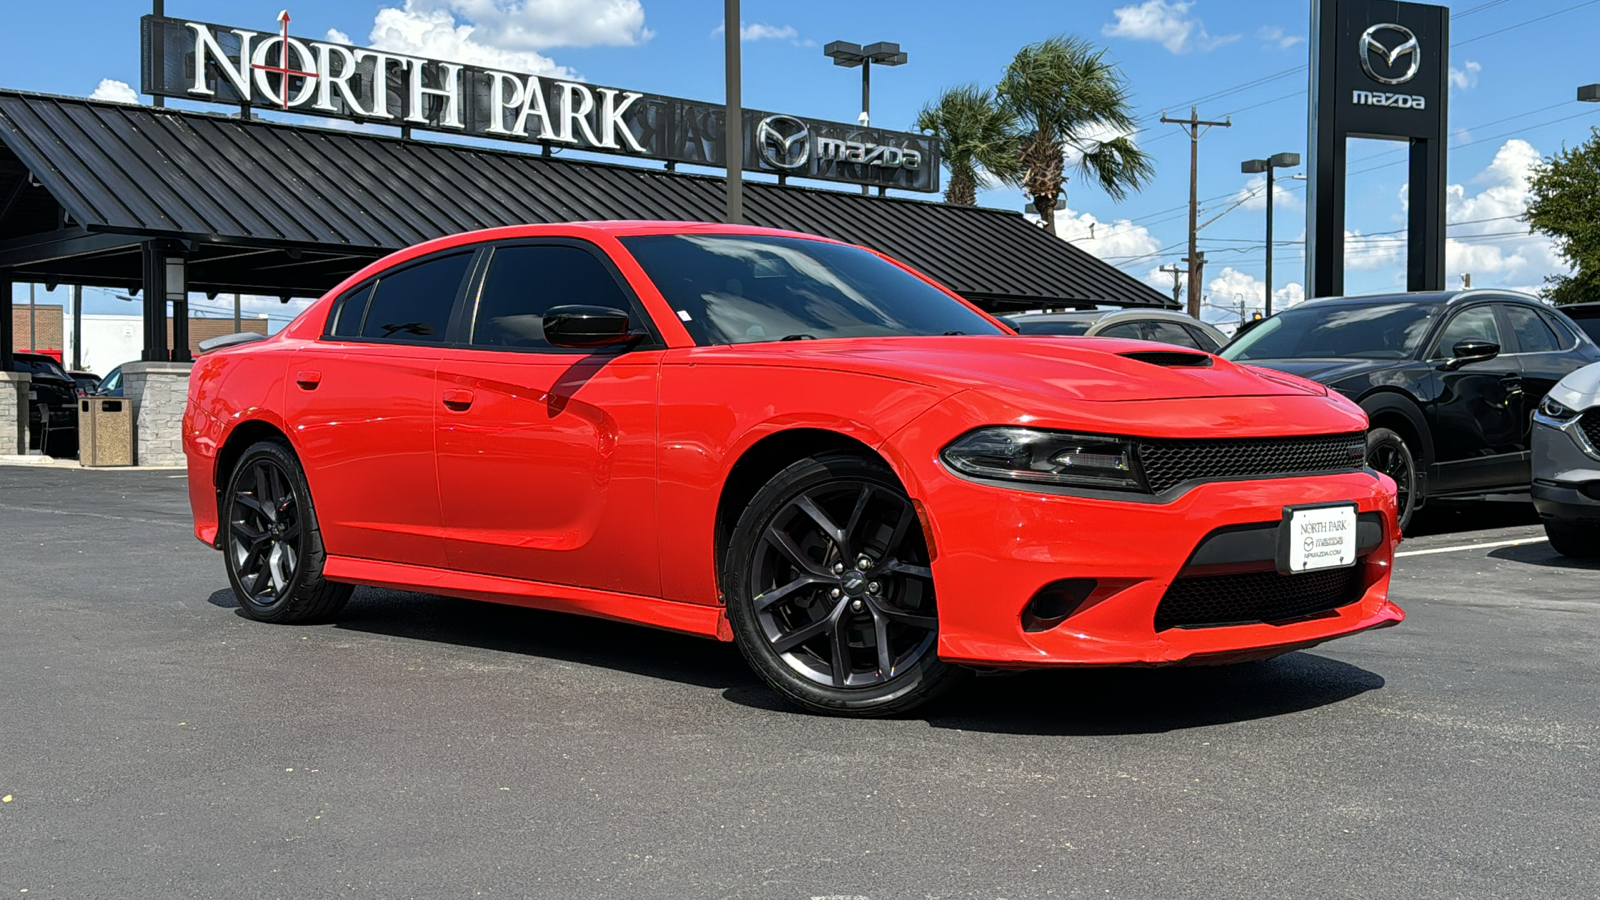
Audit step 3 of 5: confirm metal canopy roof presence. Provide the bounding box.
[0,91,1174,310]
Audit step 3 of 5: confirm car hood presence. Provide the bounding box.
[681,336,1329,403]
[1233,357,1408,386]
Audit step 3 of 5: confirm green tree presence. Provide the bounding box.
[1526,128,1600,306]
[997,36,1153,234]
[915,85,1021,206]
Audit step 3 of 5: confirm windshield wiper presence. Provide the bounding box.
[780,333,818,341]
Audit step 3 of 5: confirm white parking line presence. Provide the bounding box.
[1396,537,1547,558]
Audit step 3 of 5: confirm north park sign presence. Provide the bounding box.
[139,14,940,192]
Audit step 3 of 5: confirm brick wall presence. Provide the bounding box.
[10,304,65,355]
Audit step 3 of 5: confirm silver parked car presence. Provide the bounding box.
[1007,309,1229,353]
[1531,360,1600,557]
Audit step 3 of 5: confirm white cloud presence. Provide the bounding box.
[711,22,810,45]
[1232,173,1304,214]
[350,0,653,78]
[89,79,139,104]
[1344,228,1405,271]
[1257,26,1305,49]
[1103,0,1238,54]
[1042,204,1165,263]
[1449,60,1482,90]
[1201,268,1305,327]
[1441,139,1564,287]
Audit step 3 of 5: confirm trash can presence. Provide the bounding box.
[79,397,134,467]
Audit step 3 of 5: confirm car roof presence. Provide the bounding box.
[1555,301,1600,317]
[1295,290,1542,308]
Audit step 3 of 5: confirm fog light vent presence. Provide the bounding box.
[1021,579,1097,633]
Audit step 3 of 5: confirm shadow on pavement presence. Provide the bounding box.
[919,652,1385,736]
[209,592,1386,733]
[1488,542,1600,570]
[1407,499,1541,538]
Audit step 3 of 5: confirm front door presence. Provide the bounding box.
[1425,302,1525,493]
[434,241,663,597]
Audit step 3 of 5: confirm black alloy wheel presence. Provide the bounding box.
[1367,427,1418,533]
[223,441,351,623]
[725,453,962,716]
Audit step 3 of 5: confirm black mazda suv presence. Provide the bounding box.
[1220,291,1600,529]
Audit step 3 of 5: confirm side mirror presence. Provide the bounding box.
[1439,339,1500,371]
[542,305,638,349]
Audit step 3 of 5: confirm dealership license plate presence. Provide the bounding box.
[1281,503,1358,573]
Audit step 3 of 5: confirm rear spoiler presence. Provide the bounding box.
[197,332,269,353]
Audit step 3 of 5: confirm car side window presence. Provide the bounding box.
[1537,309,1581,350]
[327,284,373,338]
[358,252,474,343]
[1504,305,1560,354]
[1184,325,1222,353]
[1431,306,1501,359]
[470,244,632,350]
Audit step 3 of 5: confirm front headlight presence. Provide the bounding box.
[1539,395,1579,422]
[941,427,1146,491]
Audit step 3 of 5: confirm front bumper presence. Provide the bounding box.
[1531,416,1600,524]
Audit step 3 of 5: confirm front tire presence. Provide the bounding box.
[222,440,351,623]
[723,452,963,717]
[1368,427,1419,533]
[1544,519,1600,559]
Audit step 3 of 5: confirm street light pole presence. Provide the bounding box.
[1241,152,1300,317]
[723,0,742,224]
[824,40,908,195]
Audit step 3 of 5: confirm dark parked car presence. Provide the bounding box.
[69,370,101,397]
[93,365,125,398]
[1220,291,1600,529]
[1556,301,1600,344]
[10,351,79,457]
[1008,309,1229,353]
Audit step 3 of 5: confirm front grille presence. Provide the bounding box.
[1580,412,1600,450]
[1136,433,1366,494]
[1154,564,1367,631]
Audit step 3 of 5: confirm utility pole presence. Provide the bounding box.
[1158,264,1184,306]
[71,285,82,371]
[1161,107,1231,318]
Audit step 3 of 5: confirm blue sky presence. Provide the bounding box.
[5,0,1600,330]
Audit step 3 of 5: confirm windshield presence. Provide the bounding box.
[15,356,71,381]
[1221,302,1438,361]
[619,234,1003,345]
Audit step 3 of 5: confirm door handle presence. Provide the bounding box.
[442,389,474,412]
[295,371,322,390]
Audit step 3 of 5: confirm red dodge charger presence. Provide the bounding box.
[184,222,1403,716]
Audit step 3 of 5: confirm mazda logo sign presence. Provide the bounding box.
[757,115,810,170]
[1359,23,1420,86]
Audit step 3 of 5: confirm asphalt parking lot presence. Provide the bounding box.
[2,467,1597,900]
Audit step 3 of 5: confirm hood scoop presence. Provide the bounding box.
[1118,350,1214,368]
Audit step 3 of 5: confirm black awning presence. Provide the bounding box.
[0,90,1173,310]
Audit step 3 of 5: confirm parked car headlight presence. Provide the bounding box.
[942,427,1146,491]
[1539,395,1579,422]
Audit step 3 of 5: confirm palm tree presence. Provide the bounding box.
[915,85,1021,206]
[997,36,1153,234]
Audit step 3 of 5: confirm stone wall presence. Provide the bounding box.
[0,371,28,455]
[122,361,193,466]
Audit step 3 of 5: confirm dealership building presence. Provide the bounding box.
[0,11,1171,463]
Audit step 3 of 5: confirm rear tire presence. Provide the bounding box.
[723,452,964,717]
[222,440,351,623]
[1368,427,1419,533]
[1544,519,1600,559]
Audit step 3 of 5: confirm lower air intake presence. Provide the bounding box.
[1154,564,1366,631]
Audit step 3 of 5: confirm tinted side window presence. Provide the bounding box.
[1538,309,1581,350]
[471,245,632,350]
[328,284,373,338]
[1184,325,1222,353]
[360,252,473,343]
[1505,305,1559,353]
[1432,306,1501,358]
[1099,320,1203,350]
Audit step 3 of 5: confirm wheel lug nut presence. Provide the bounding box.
[832,562,846,574]
[850,599,865,612]
[857,556,872,570]
[867,582,881,594]
[830,588,842,599]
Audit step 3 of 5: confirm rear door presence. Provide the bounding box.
[433,240,664,596]
[284,248,479,568]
